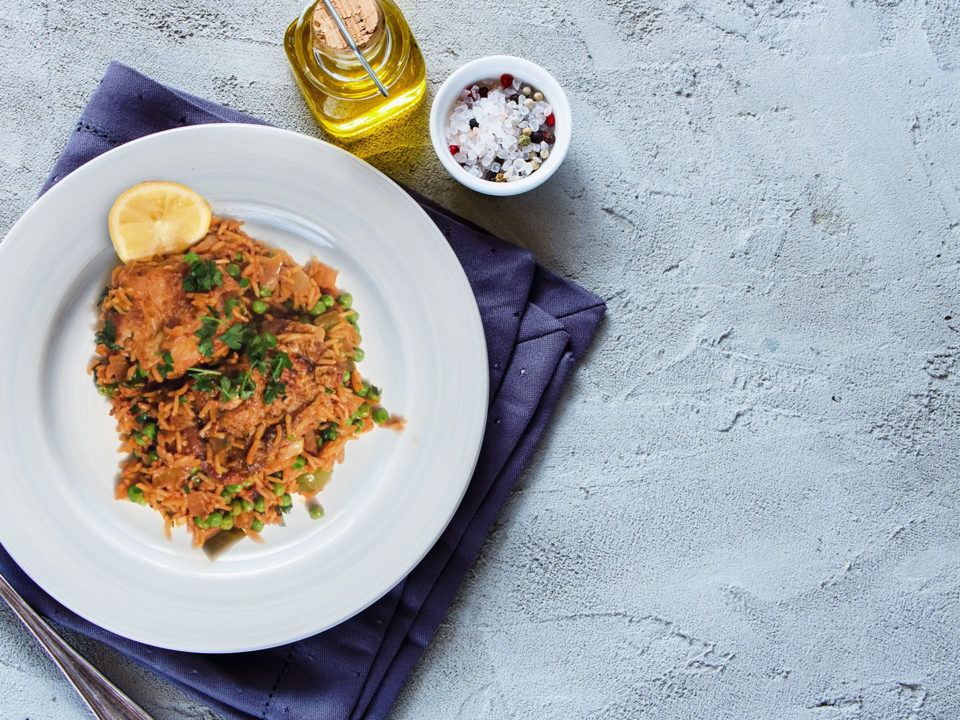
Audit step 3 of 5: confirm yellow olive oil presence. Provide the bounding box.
[284,0,427,140]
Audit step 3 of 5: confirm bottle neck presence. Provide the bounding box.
[312,1,389,84]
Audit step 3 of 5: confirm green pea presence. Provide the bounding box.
[292,456,306,470]
[254,496,265,512]
[127,485,147,505]
[225,483,240,495]
[241,498,254,512]
[194,516,207,528]
[356,381,369,398]
[234,252,244,262]
[142,422,157,441]
[337,293,353,309]
[252,299,267,314]
[220,516,235,531]
[281,493,292,507]
[225,263,241,279]
[353,348,365,362]
[321,294,335,308]
[308,300,325,316]
[207,512,223,528]
[231,500,243,516]
[356,403,371,419]
[272,481,285,496]
[259,287,273,298]
[251,518,265,532]
[133,433,147,446]
[97,384,116,397]
[238,277,250,288]
[309,504,325,520]
[347,311,359,325]
[342,370,351,386]
[320,426,337,442]
[373,408,389,424]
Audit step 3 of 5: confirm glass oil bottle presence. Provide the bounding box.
[284,0,427,140]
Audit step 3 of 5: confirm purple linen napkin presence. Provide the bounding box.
[1,62,605,720]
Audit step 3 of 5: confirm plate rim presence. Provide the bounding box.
[0,123,488,652]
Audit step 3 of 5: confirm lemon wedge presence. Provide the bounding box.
[108,181,212,263]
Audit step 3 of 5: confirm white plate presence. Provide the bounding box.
[0,124,487,652]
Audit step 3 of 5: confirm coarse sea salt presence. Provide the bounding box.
[445,77,556,183]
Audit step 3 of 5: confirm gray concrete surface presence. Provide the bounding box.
[2,0,959,718]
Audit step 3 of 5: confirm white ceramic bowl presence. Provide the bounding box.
[429,55,571,196]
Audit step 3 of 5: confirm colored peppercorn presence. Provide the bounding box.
[518,135,531,147]
[469,118,479,129]
[478,87,488,98]
[545,113,555,127]
[530,131,544,143]
[449,144,459,155]
[542,131,555,144]
[500,73,513,86]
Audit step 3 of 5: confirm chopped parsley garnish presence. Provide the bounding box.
[219,323,246,350]
[195,317,220,358]
[189,366,255,402]
[95,319,121,351]
[261,350,292,405]
[192,322,290,405]
[218,375,238,402]
[217,372,257,402]
[268,351,292,382]
[235,372,257,400]
[128,364,148,385]
[245,332,276,369]
[263,380,285,405]
[224,297,242,317]
[97,286,110,307]
[182,253,223,293]
[156,350,174,378]
[187,366,221,393]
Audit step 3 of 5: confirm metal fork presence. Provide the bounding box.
[0,571,154,719]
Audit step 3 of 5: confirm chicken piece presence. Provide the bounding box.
[213,321,336,443]
[108,258,230,377]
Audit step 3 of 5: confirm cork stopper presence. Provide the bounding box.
[312,0,381,50]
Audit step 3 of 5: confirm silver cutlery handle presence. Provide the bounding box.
[0,571,154,720]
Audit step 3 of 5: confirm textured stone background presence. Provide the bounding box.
[2,0,960,718]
